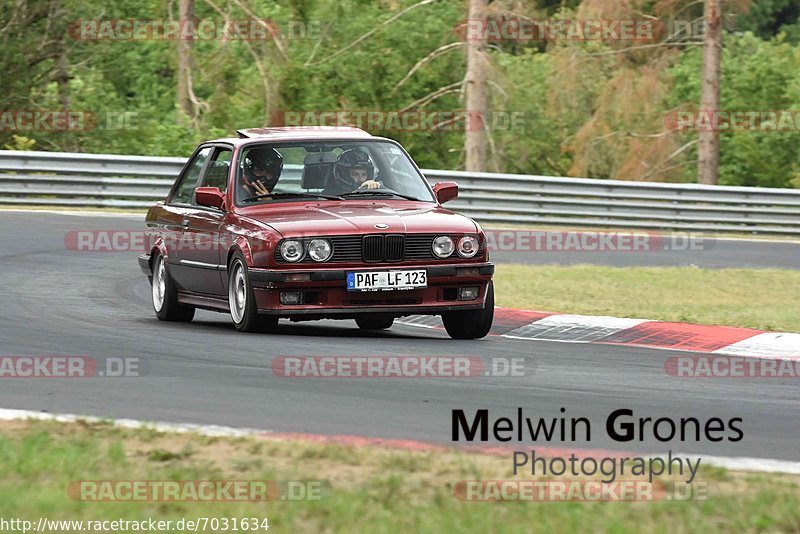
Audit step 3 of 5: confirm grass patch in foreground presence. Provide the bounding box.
[0,419,799,532]
[494,264,800,332]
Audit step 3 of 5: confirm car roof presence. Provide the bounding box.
[205,126,376,147]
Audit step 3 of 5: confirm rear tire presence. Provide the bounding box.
[228,252,278,333]
[151,253,195,322]
[355,315,394,330]
[441,282,494,339]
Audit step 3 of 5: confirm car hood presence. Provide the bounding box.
[239,201,478,237]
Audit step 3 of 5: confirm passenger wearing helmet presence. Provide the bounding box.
[241,147,283,198]
[323,148,381,195]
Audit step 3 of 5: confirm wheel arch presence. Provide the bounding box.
[227,236,254,268]
[148,238,170,273]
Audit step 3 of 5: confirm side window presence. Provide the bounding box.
[199,147,232,193]
[171,147,212,205]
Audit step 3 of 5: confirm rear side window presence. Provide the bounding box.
[171,147,212,205]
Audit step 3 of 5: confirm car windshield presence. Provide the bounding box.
[234,140,436,206]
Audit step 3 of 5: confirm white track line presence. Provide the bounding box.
[484,226,800,245]
[1,407,799,475]
[679,454,800,475]
[0,408,263,437]
[0,208,143,218]
[714,333,800,359]
[400,313,800,359]
[503,315,649,342]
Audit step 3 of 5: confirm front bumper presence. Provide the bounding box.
[137,254,493,318]
[138,254,151,276]
[247,263,494,283]
[249,262,494,318]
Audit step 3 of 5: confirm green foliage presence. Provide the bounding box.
[669,32,800,187]
[3,135,36,150]
[734,0,800,43]
[1,0,799,188]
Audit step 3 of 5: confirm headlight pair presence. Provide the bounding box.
[279,239,332,262]
[432,235,479,259]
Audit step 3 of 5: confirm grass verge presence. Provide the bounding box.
[494,264,800,332]
[0,419,799,532]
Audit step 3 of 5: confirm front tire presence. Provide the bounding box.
[441,282,494,339]
[151,253,195,322]
[228,252,278,333]
[355,315,394,330]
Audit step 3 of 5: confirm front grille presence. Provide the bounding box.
[385,235,405,261]
[275,233,478,263]
[405,234,437,260]
[362,234,407,262]
[363,235,385,262]
[329,236,361,262]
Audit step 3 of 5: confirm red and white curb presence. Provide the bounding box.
[0,408,798,475]
[399,309,800,358]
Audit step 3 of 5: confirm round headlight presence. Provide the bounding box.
[308,238,332,262]
[457,236,479,258]
[432,236,455,258]
[280,240,304,262]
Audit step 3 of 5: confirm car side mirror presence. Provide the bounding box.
[195,187,226,210]
[433,181,458,204]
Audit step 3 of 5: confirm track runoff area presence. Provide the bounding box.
[0,209,799,512]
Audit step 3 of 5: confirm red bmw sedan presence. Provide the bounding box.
[139,127,494,339]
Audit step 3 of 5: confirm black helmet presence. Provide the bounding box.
[245,147,283,190]
[334,148,374,184]
[247,147,283,177]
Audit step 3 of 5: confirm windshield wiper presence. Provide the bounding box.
[340,190,422,201]
[242,192,343,203]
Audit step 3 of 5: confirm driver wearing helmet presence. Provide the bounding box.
[241,147,283,198]
[323,148,381,195]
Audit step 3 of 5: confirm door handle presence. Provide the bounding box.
[181,217,190,227]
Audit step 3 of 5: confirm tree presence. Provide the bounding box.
[464,0,488,172]
[698,0,721,184]
[176,0,196,119]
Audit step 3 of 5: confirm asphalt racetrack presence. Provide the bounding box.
[1,210,799,464]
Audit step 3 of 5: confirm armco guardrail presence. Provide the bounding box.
[1,150,800,235]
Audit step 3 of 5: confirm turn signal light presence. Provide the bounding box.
[280,291,304,305]
[284,273,311,282]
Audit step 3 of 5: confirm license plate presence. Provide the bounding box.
[346,270,427,291]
